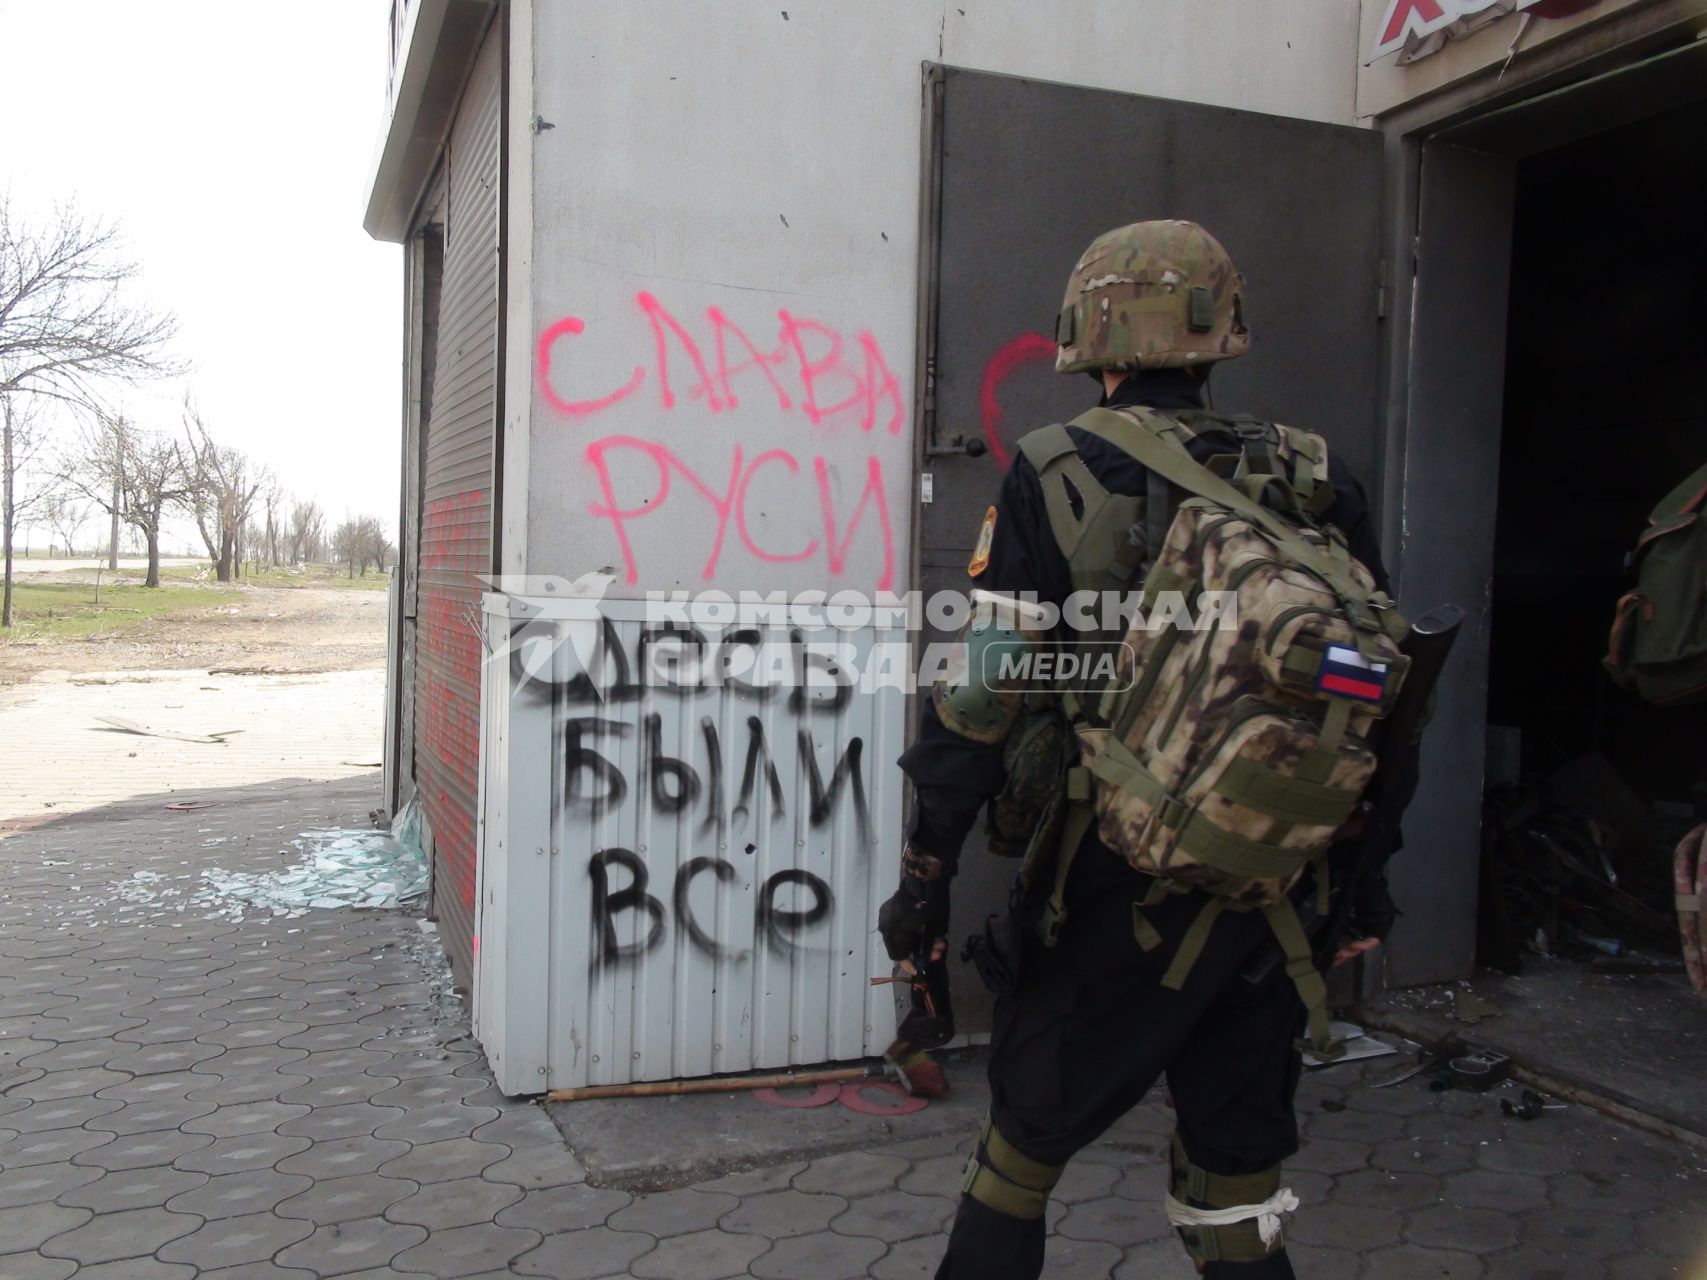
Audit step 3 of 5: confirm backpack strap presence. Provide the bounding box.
[1018,424,1109,561]
[1037,767,1094,947]
[1146,466,1172,578]
[1071,406,1406,654]
[1018,424,1151,598]
[1265,895,1343,1060]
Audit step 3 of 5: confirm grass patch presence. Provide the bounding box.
[149,562,388,591]
[240,563,391,591]
[0,579,226,642]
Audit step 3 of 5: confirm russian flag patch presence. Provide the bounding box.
[1317,644,1389,703]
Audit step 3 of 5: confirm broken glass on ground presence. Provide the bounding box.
[113,805,430,922]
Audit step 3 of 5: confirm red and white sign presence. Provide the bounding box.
[1370,0,1601,59]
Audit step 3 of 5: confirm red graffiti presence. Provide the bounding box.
[586,436,744,584]
[639,290,724,412]
[979,332,1057,470]
[737,451,818,564]
[813,456,890,583]
[536,317,643,417]
[537,293,905,435]
[585,438,894,591]
[709,306,793,413]
[418,489,488,914]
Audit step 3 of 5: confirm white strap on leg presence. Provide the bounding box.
[1165,1188,1301,1248]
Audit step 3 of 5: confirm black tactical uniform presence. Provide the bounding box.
[901,369,1396,1280]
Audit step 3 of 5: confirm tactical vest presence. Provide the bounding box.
[1012,405,1409,1057]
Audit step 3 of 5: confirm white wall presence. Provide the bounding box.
[518,0,1363,597]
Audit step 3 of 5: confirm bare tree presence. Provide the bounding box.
[0,199,177,406]
[70,413,193,587]
[332,516,361,578]
[177,403,267,584]
[289,499,325,565]
[43,492,87,557]
[2,394,55,625]
[261,478,285,568]
[330,514,391,579]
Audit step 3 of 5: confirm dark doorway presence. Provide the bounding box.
[1484,97,1707,956]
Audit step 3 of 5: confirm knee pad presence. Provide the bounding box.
[960,1115,1065,1221]
[1167,1133,1296,1267]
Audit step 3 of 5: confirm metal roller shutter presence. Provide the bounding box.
[416,24,500,991]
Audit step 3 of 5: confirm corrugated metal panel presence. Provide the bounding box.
[476,597,906,1092]
[397,623,418,803]
[415,23,500,991]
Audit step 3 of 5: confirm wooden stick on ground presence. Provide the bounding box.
[546,1066,873,1103]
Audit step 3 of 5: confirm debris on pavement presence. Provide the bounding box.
[1479,769,1680,975]
[93,716,242,747]
[198,818,427,918]
[1301,1021,1399,1068]
[1453,987,1503,1024]
[104,804,431,923]
[1431,1046,1514,1092]
[1501,1087,1566,1120]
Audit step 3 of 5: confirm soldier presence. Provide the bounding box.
[878,221,1409,1279]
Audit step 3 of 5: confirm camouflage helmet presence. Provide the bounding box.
[1054,220,1250,375]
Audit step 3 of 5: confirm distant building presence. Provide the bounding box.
[366,0,1707,1093]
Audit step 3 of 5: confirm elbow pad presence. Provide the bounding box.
[933,591,1051,744]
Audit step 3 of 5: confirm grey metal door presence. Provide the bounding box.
[916,66,1386,1032]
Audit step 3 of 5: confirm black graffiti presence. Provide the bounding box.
[756,868,833,955]
[566,716,870,846]
[800,729,868,835]
[641,624,713,703]
[733,716,785,832]
[588,847,665,965]
[673,855,737,958]
[718,628,766,698]
[788,628,853,715]
[699,716,724,838]
[510,617,856,710]
[565,717,631,816]
[645,712,701,815]
[590,848,834,969]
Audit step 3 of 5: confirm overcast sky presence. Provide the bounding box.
[1,0,401,549]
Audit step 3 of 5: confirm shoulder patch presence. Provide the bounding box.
[968,506,997,577]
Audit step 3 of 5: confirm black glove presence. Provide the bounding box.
[876,847,951,962]
[1350,872,1398,942]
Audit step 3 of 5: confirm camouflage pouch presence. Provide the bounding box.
[986,702,1072,862]
[964,703,1075,998]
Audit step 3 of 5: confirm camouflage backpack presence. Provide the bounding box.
[1604,462,1707,707]
[1019,405,1409,1055]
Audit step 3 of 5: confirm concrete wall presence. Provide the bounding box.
[516,0,1365,597]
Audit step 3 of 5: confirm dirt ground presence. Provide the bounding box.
[0,572,389,686]
[0,573,391,822]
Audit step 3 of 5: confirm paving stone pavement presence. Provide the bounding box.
[3,776,1707,1278]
